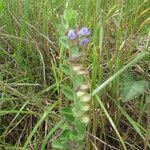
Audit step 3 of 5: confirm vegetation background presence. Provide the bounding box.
[0,0,150,149]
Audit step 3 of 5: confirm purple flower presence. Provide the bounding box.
[79,38,89,46]
[78,27,90,36]
[67,29,77,40]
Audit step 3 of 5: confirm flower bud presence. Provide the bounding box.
[76,70,87,75]
[81,95,90,102]
[73,65,82,72]
[80,84,89,91]
[76,91,85,97]
[81,105,90,111]
[82,116,90,124]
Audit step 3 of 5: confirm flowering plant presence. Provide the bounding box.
[67,27,90,46]
[52,9,91,150]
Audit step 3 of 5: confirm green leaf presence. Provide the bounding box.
[52,140,65,149]
[146,95,150,103]
[70,46,78,57]
[121,73,149,102]
[144,55,150,61]
[60,129,72,140]
[60,36,69,49]
[74,75,84,88]
[0,0,5,13]
[75,121,86,135]
[60,107,75,122]
[63,9,77,28]
[59,129,84,148]
[60,64,71,75]
[41,119,64,150]
[62,85,75,101]
[92,51,148,96]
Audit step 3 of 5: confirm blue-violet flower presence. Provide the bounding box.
[78,27,90,36]
[67,29,77,40]
[79,38,89,46]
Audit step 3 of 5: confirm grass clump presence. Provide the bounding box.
[0,0,150,149]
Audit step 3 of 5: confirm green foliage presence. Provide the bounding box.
[62,9,77,29]
[73,75,84,88]
[121,73,149,102]
[0,0,5,13]
[52,121,85,150]
[60,36,69,49]
[144,55,150,61]
[60,64,71,75]
[52,127,85,150]
[52,9,88,150]
[0,0,150,150]
[70,46,79,57]
[62,85,75,101]
[60,107,75,122]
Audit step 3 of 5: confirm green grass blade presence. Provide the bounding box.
[23,101,58,149]
[40,118,64,150]
[106,93,150,148]
[95,95,127,150]
[92,51,149,96]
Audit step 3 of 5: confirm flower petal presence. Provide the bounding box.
[78,27,90,36]
[67,29,77,40]
[79,38,89,46]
